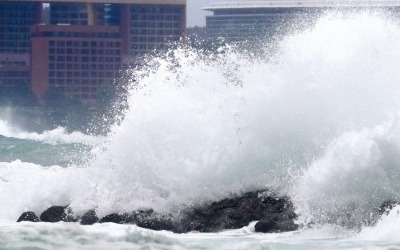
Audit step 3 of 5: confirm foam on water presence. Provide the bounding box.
[0,119,102,145]
[287,13,400,227]
[70,13,400,221]
[0,223,185,250]
[1,13,400,246]
[294,120,400,227]
[356,205,400,242]
[0,160,88,221]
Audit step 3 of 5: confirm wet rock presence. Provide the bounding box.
[379,200,398,215]
[100,209,175,231]
[254,213,299,233]
[176,190,298,233]
[136,217,175,231]
[100,213,128,224]
[17,211,40,222]
[129,209,175,231]
[31,190,297,234]
[40,206,76,222]
[80,210,99,225]
[126,209,155,223]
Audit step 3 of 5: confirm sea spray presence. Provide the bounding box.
[0,119,102,145]
[1,13,400,236]
[64,13,400,224]
[286,13,400,228]
[71,46,286,216]
[294,121,400,228]
[356,204,400,241]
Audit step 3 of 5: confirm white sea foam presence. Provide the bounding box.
[0,222,185,249]
[288,13,400,227]
[355,205,400,242]
[70,13,400,218]
[0,160,88,221]
[294,119,400,226]
[1,14,400,241]
[0,119,103,145]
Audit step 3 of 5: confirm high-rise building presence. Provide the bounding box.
[124,4,186,56]
[30,24,123,101]
[203,1,400,42]
[0,0,186,103]
[0,2,42,93]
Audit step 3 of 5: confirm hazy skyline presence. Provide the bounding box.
[187,0,255,27]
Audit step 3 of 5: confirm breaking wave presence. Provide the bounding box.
[1,12,400,241]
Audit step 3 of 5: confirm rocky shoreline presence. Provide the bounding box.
[17,190,299,233]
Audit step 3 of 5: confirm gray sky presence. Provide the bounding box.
[187,0,254,27]
[187,0,215,27]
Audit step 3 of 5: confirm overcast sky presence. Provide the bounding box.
[187,0,254,27]
[187,0,215,27]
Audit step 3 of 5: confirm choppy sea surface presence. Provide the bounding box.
[2,12,400,249]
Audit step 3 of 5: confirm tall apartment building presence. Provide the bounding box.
[30,25,123,100]
[0,0,186,103]
[203,1,400,42]
[0,2,42,93]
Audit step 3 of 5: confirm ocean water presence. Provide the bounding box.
[2,12,400,249]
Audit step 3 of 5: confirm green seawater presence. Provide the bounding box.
[0,135,91,167]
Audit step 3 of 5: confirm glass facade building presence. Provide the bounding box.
[30,25,122,101]
[0,2,41,54]
[0,2,41,93]
[203,1,400,42]
[128,4,186,55]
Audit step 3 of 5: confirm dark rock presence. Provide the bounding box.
[100,209,176,231]
[379,200,398,215]
[131,210,176,231]
[80,210,99,225]
[126,209,155,223]
[255,215,299,233]
[100,213,129,224]
[17,211,40,222]
[72,189,297,234]
[135,215,175,231]
[40,206,76,222]
[175,190,298,233]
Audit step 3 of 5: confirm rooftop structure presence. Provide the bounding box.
[203,0,400,10]
[203,1,400,42]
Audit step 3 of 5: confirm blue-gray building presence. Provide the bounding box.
[203,1,400,42]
